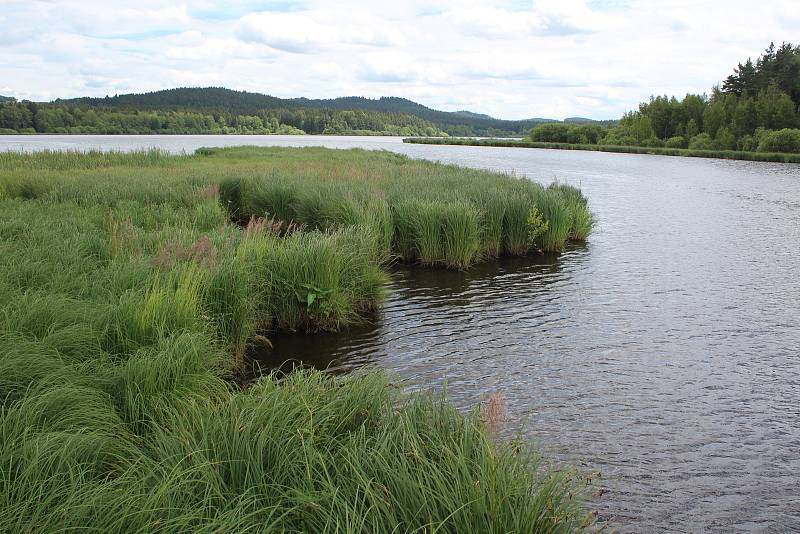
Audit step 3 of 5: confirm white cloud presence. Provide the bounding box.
[311,62,348,81]
[164,35,272,61]
[237,12,334,53]
[236,10,402,53]
[445,7,548,38]
[444,1,608,38]
[358,52,426,82]
[1,0,798,119]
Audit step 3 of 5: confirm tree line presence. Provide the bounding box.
[0,100,445,136]
[61,88,541,136]
[530,42,800,153]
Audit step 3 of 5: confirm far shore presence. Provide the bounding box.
[402,137,800,164]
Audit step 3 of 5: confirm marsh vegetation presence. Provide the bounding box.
[0,146,594,532]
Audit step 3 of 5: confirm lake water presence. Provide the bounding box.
[3,135,799,532]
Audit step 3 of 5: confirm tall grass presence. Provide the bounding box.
[0,369,591,533]
[212,147,592,269]
[536,191,572,252]
[0,148,179,171]
[0,146,594,531]
[239,227,387,332]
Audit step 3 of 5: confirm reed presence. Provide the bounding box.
[205,147,591,269]
[535,190,573,252]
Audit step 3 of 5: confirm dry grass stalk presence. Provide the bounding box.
[482,392,507,435]
[202,183,220,199]
[244,216,305,238]
[151,235,218,270]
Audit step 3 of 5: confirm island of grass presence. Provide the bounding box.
[0,146,595,532]
[403,136,800,163]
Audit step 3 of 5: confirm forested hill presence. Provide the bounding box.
[59,88,546,136]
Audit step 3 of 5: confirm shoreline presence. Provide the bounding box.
[402,137,800,164]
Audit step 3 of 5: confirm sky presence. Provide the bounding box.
[1,0,798,120]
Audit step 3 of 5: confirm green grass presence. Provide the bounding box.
[404,136,800,163]
[0,146,595,531]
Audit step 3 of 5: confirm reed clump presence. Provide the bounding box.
[211,146,593,268]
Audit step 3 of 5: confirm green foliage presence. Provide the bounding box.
[618,111,656,143]
[405,136,800,163]
[757,128,800,153]
[241,228,387,331]
[0,97,448,136]
[534,191,572,252]
[639,137,665,148]
[526,206,549,246]
[502,193,536,256]
[723,42,800,103]
[214,148,592,269]
[688,133,714,150]
[524,43,800,157]
[1,87,553,137]
[715,126,737,150]
[665,135,688,148]
[529,122,606,144]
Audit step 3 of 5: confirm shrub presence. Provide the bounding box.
[601,132,637,146]
[665,136,688,149]
[529,123,581,143]
[757,128,800,153]
[715,127,736,150]
[526,207,549,246]
[639,137,665,148]
[738,135,756,152]
[688,133,714,150]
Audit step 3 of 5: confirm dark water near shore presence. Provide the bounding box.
[4,135,800,532]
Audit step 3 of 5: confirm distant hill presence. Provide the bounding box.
[563,117,596,123]
[453,110,494,120]
[0,96,15,102]
[60,87,553,137]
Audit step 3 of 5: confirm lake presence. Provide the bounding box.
[3,134,799,532]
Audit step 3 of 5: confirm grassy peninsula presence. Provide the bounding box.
[0,147,594,532]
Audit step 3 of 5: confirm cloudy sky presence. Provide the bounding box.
[1,0,797,120]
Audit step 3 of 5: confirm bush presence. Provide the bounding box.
[715,127,736,150]
[573,124,607,144]
[738,135,756,151]
[640,137,665,148]
[757,128,800,153]
[529,123,581,143]
[688,133,714,150]
[601,131,637,146]
[665,136,688,149]
[528,123,606,145]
